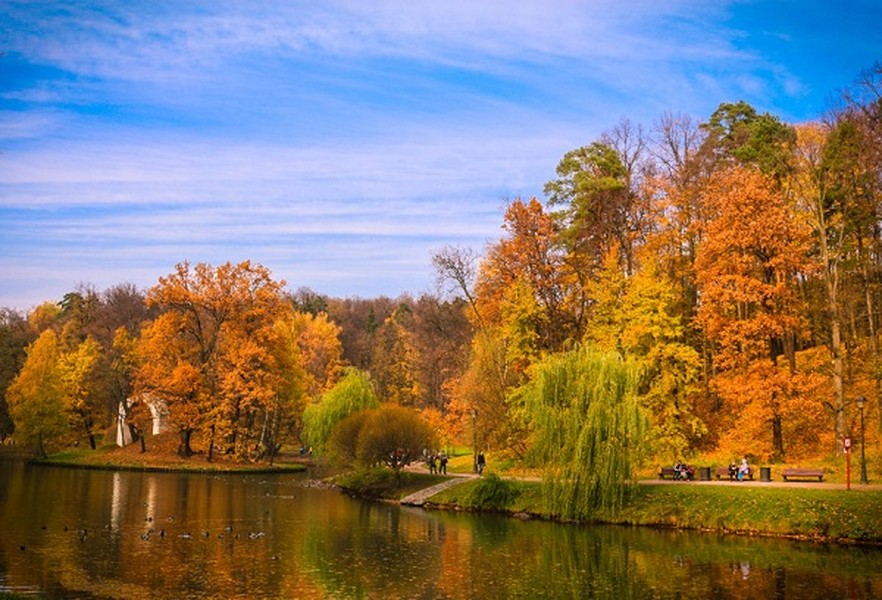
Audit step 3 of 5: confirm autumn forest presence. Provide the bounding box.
[3,65,882,470]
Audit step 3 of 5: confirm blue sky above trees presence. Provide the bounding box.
[1,0,880,309]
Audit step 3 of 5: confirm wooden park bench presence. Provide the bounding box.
[659,467,677,479]
[715,466,753,480]
[781,468,824,482]
[659,466,695,480]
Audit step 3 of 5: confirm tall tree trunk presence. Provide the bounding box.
[178,429,193,457]
[861,262,882,433]
[771,413,784,461]
[815,207,845,449]
[207,426,215,462]
[85,418,96,450]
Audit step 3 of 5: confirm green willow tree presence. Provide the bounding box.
[516,345,646,520]
[301,367,379,454]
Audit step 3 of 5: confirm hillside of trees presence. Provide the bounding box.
[3,64,882,468]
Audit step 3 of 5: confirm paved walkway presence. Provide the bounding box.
[399,463,882,507]
[400,476,472,506]
[641,478,882,491]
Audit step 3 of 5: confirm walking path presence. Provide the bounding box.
[399,462,882,507]
[640,478,882,490]
[400,475,473,506]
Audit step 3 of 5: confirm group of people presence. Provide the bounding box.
[424,450,487,476]
[673,460,695,480]
[425,451,449,474]
[672,456,750,481]
[728,458,751,481]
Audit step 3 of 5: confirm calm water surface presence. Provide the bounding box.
[1,460,880,599]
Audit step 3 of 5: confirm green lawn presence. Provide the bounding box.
[429,477,882,543]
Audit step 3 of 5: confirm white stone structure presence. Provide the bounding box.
[116,394,170,447]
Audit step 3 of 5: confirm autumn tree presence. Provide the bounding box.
[620,252,704,457]
[440,201,573,455]
[408,294,472,411]
[476,198,572,351]
[286,310,344,400]
[326,296,397,369]
[695,166,814,460]
[5,330,68,457]
[134,261,289,458]
[825,65,882,442]
[371,302,419,406]
[58,336,103,449]
[0,309,34,441]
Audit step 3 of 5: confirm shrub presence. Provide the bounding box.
[466,473,520,510]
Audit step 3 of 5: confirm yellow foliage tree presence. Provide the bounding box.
[6,330,68,457]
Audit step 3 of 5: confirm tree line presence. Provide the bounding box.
[3,64,882,472]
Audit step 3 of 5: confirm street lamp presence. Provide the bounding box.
[858,396,869,485]
[471,408,478,474]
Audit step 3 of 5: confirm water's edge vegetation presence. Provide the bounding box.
[17,451,882,547]
[334,469,882,546]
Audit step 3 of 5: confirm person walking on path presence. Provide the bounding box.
[477,451,486,475]
[439,452,448,475]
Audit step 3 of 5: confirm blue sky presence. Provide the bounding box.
[1,1,880,310]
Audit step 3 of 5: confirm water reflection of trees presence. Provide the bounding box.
[1,463,880,599]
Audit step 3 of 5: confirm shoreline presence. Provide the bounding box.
[335,469,882,547]
[27,457,308,475]
[8,450,882,547]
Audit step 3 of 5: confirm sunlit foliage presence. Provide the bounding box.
[301,367,379,454]
[516,345,646,520]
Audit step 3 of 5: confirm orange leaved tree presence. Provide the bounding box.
[134,261,291,458]
[695,166,814,460]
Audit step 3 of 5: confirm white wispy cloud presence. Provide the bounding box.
[2,0,880,310]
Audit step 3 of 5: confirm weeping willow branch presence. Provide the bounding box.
[518,345,647,521]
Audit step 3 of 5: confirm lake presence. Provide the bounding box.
[1,460,880,599]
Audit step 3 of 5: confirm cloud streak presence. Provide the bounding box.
[2,0,881,309]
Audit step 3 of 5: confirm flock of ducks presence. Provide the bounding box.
[19,520,269,551]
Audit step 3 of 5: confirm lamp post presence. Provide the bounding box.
[858,396,869,485]
[471,408,478,474]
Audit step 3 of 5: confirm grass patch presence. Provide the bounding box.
[334,468,447,500]
[429,479,882,543]
[429,473,544,517]
[607,485,882,542]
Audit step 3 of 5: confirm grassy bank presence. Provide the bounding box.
[342,471,882,545]
[334,468,449,499]
[33,449,307,473]
[18,434,308,474]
